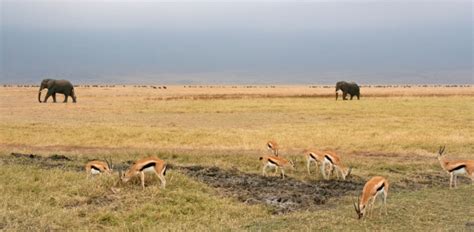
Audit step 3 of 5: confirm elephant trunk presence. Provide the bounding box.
[38,90,42,103]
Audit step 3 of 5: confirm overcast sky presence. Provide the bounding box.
[1,0,472,84]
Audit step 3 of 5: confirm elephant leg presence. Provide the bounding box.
[64,94,68,103]
[357,94,360,100]
[52,93,57,103]
[43,91,52,103]
[350,94,354,100]
[342,92,348,100]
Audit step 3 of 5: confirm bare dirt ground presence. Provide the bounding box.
[179,165,364,214]
[3,152,470,214]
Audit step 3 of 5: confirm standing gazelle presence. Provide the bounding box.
[266,140,279,156]
[437,146,474,188]
[322,150,352,180]
[85,159,113,177]
[259,155,295,179]
[120,157,167,190]
[354,176,389,219]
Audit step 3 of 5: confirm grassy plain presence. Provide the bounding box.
[0,85,473,230]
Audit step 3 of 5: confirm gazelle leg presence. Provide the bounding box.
[280,168,285,179]
[262,164,268,176]
[328,165,335,179]
[321,162,327,179]
[335,167,341,179]
[449,173,454,188]
[454,175,458,188]
[155,172,166,189]
[368,196,378,218]
[315,162,319,176]
[383,191,388,215]
[306,159,311,175]
[274,166,279,175]
[160,174,166,188]
[140,171,145,190]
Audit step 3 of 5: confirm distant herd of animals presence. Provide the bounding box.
[85,141,474,220]
[2,78,471,104]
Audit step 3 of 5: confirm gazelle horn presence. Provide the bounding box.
[353,197,360,213]
[439,145,446,155]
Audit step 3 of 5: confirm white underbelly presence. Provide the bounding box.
[323,158,332,164]
[90,169,101,175]
[452,168,466,175]
[266,162,277,168]
[142,166,156,173]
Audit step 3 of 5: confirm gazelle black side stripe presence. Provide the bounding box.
[140,162,156,171]
[268,158,279,166]
[376,183,385,192]
[449,164,466,173]
[324,155,333,164]
[91,165,101,172]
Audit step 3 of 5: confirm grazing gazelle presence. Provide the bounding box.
[437,146,474,188]
[266,140,279,156]
[322,150,352,180]
[85,159,113,177]
[354,176,389,219]
[120,157,167,189]
[259,155,295,179]
[303,149,328,176]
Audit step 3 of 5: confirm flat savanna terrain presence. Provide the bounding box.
[1,85,473,230]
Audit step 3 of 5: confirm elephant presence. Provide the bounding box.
[38,79,77,103]
[335,81,360,100]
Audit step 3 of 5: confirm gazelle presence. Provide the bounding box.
[303,149,329,177]
[437,146,474,188]
[120,157,167,189]
[85,159,113,177]
[266,140,279,156]
[322,150,352,180]
[259,155,295,179]
[354,176,389,219]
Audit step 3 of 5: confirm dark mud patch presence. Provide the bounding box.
[48,154,72,161]
[3,152,82,172]
[179,165,365,214]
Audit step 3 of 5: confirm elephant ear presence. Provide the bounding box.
[47,79,55,88]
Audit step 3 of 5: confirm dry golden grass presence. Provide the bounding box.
[0,85,473,230]
[1,85,473,155]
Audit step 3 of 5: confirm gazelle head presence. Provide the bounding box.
[119,166,138,183]
[119,170,129,183]
[353,197,365,219]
